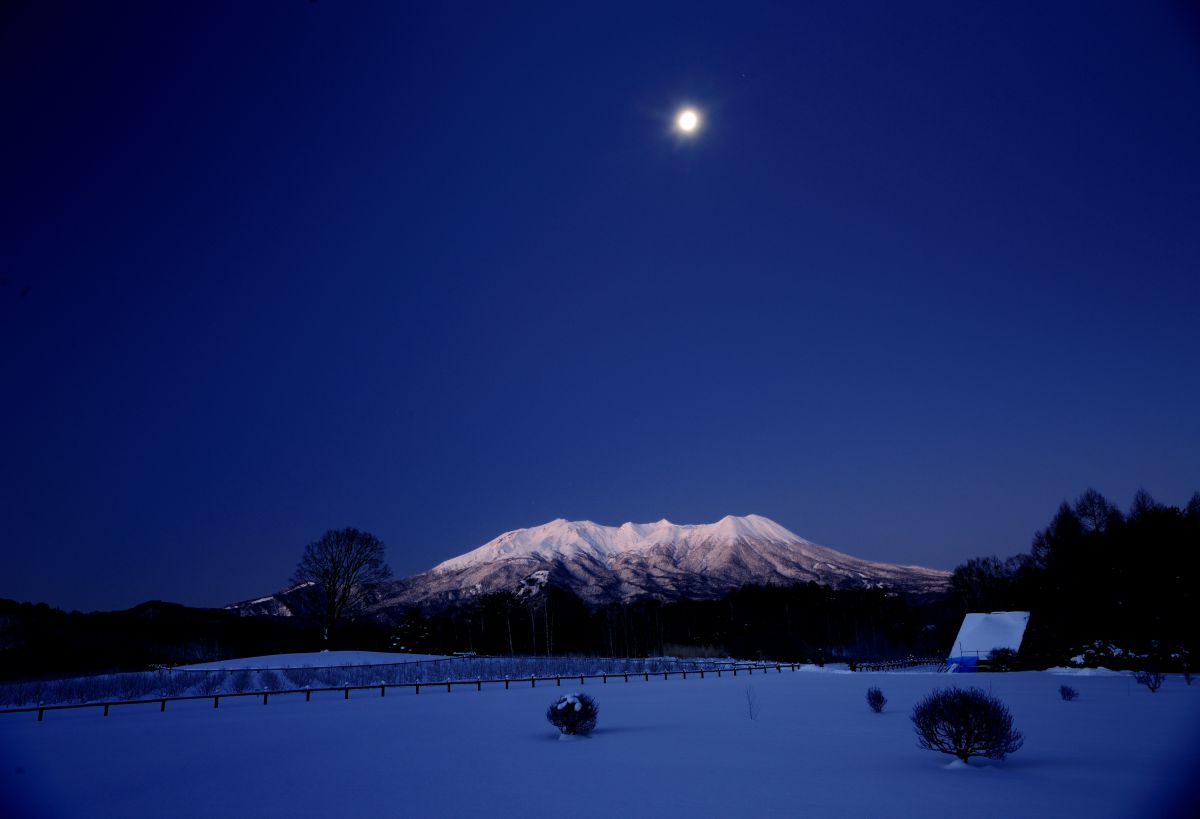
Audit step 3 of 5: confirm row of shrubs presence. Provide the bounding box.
[555,672,1184,762]
[547,686,1020,763]
[0,656,739,708]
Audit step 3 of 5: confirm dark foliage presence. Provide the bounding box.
[546,693,599,735]
[986,647,1018,672]
[398,581,953,664]
[1058,685,1079,701]
[1134,670,1164,693]
[911,687,1024,763]
[866,686,887,713]
[0,599,313,680]
[950,488,1200,668]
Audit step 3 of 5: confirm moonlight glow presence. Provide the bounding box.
[676,108,700,133]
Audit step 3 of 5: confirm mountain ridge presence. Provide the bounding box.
[229,515,951,617]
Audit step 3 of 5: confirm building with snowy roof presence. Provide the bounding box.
[947,611,1030,672]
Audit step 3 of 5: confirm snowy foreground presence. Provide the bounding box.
[2,667,1198,818]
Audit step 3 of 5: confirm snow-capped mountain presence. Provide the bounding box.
[229,515,950,616]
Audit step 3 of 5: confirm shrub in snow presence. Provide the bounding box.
[987,647,1017,672]
[546,693,598,736]
[1133,670,1164,693]
[1059,685,1079,701]
[911,687,1024,764]
[191,672,225,696]
[744,685,760,720]
[230,669,253,693]
[866,687,886,713]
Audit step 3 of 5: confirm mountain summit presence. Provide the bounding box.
[231,515,951,616]
[432,514,809,573]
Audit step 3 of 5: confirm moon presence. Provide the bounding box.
[676,108,700,134]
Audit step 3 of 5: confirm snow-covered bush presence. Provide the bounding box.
[911,687,1024,764]
[1058,685,1078,701]
[866,687,886,713]
[1133,670,1164,693]
[546,693,598,736]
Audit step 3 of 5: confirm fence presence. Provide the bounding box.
[854,656,947,672]
[1,661,821,722]
[0,655,735,711]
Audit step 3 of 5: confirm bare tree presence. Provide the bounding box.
[744,685,760,720]
[911,687,1024,763]
[1073,488,1122,534]
[1133,670,1164,693]
[291,527,392,642]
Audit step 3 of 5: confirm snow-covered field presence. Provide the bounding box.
[175,651,449,669]
[2,666,1197,818]
[0,655,739,709]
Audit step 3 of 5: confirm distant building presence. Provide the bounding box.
[947,611,1030,672]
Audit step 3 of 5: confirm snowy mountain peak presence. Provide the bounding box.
[430,514,814,574]
[231,514,952,617]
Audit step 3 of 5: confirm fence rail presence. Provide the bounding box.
[854,656,946,673]
[1,661,818,721]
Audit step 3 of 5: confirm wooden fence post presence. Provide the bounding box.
[505,679,509,690]
[644,673,649,681]
[213,696,219,709]
[580,675,584,685]
[446,683,451,693]
[37,708,44,721]
[624,674,628,683]
[476,680,481,691]
[344,688,349,700]
[531,678,536,688]
[415,684,420,695]
[160,700,166,712]
[602,674,607,684]
[306,690,311,702]
[556,677,561,686]
[263,693,268,705]
[381,686,386,697]
[103,704,109,717]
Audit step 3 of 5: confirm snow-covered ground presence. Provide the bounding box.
[0,655,743,708]
[2,666,1197,818]
[175,651,449,670]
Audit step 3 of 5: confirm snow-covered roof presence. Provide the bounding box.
[948,611,1030,659]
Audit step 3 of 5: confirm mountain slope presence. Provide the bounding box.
[230,515,950,616]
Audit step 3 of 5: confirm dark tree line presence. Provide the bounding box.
[388,581,955,664]
[948,488,1200,667]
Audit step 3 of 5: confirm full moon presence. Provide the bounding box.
[676,108,700,133]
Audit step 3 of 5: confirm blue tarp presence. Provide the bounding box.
[947,656,979,673]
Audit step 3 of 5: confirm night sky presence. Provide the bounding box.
[3,2,1198,612]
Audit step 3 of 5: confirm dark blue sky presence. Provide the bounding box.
[3,2,1198,612]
